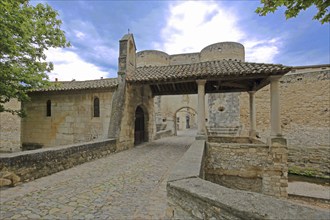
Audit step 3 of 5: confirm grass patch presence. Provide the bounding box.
[289,166,329,179]
[289,168,316,177]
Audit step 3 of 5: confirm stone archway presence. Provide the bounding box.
[134,106,146,145]
[173,106,197,136]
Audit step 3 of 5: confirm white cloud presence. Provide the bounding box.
[91,45,118,64]
[45,48,116,81]
[74,30,85,39]
[243,39,281,63]
[158,1,281,63]
[159,1,243,54]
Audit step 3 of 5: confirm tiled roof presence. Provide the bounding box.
[32,78,118,92]
[127,60,291,83]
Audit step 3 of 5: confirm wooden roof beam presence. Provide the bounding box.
[221,81,249,90]
[171,83,176,92]
[254,76,271,91]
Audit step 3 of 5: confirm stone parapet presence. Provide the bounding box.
[154,130,172,140]
[0,139,116,185]
[167,177,329,220]
[167,140,205,182]
[167,138,329,219]
[205,137,288,198]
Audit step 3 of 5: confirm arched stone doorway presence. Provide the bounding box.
[134,106,146,145]
[173,106,197,136]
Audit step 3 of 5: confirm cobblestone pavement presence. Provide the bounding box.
[0,136,194,219]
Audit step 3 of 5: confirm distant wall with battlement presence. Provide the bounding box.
[136,42,244,67]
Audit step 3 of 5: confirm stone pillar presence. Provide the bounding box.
[196,80,207,140]
[270,76,282,137]
[248,91,257,137]
[265,137,288,198]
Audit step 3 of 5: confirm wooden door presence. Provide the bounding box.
[134,106,145,145]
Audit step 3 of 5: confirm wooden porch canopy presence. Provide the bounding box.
[126,60,292,95]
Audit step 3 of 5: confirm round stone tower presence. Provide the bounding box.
[200,42,245,62]
[136,50,170,67]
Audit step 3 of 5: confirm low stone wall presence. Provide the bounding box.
[167,139,330,219]
[205,136,288,197]
[154,130,172,140]
[288,146,330,178]
[167,140,205,182]
[0,139,116,186]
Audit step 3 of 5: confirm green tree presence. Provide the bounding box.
[256,0,330,24]
[0,0,70,116]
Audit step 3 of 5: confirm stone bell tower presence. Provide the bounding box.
[118,34,136,76]
[108,34,137,140]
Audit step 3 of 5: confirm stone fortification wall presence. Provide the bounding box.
[0,100,21,152]
[167,139,329,220]
[205,137,288,197]
[22,89,114,148]
[0,139,116,186]
[169,53,200,65]
[240,70,330,177]
[136,42,244,67]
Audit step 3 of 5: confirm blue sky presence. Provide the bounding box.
[35,0,329,81]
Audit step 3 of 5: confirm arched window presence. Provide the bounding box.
[93,97,100,117]
[46,100,51,117]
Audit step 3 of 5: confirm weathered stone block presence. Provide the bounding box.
[0,178,12,187]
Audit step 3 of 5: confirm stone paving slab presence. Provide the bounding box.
[0,136,194,219]
[288,181,330,200]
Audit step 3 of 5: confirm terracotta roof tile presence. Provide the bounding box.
[127,60,291,83]
[33,78,118,92]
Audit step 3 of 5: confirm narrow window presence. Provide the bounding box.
[93,97,100,117]
[46,100,51,117]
